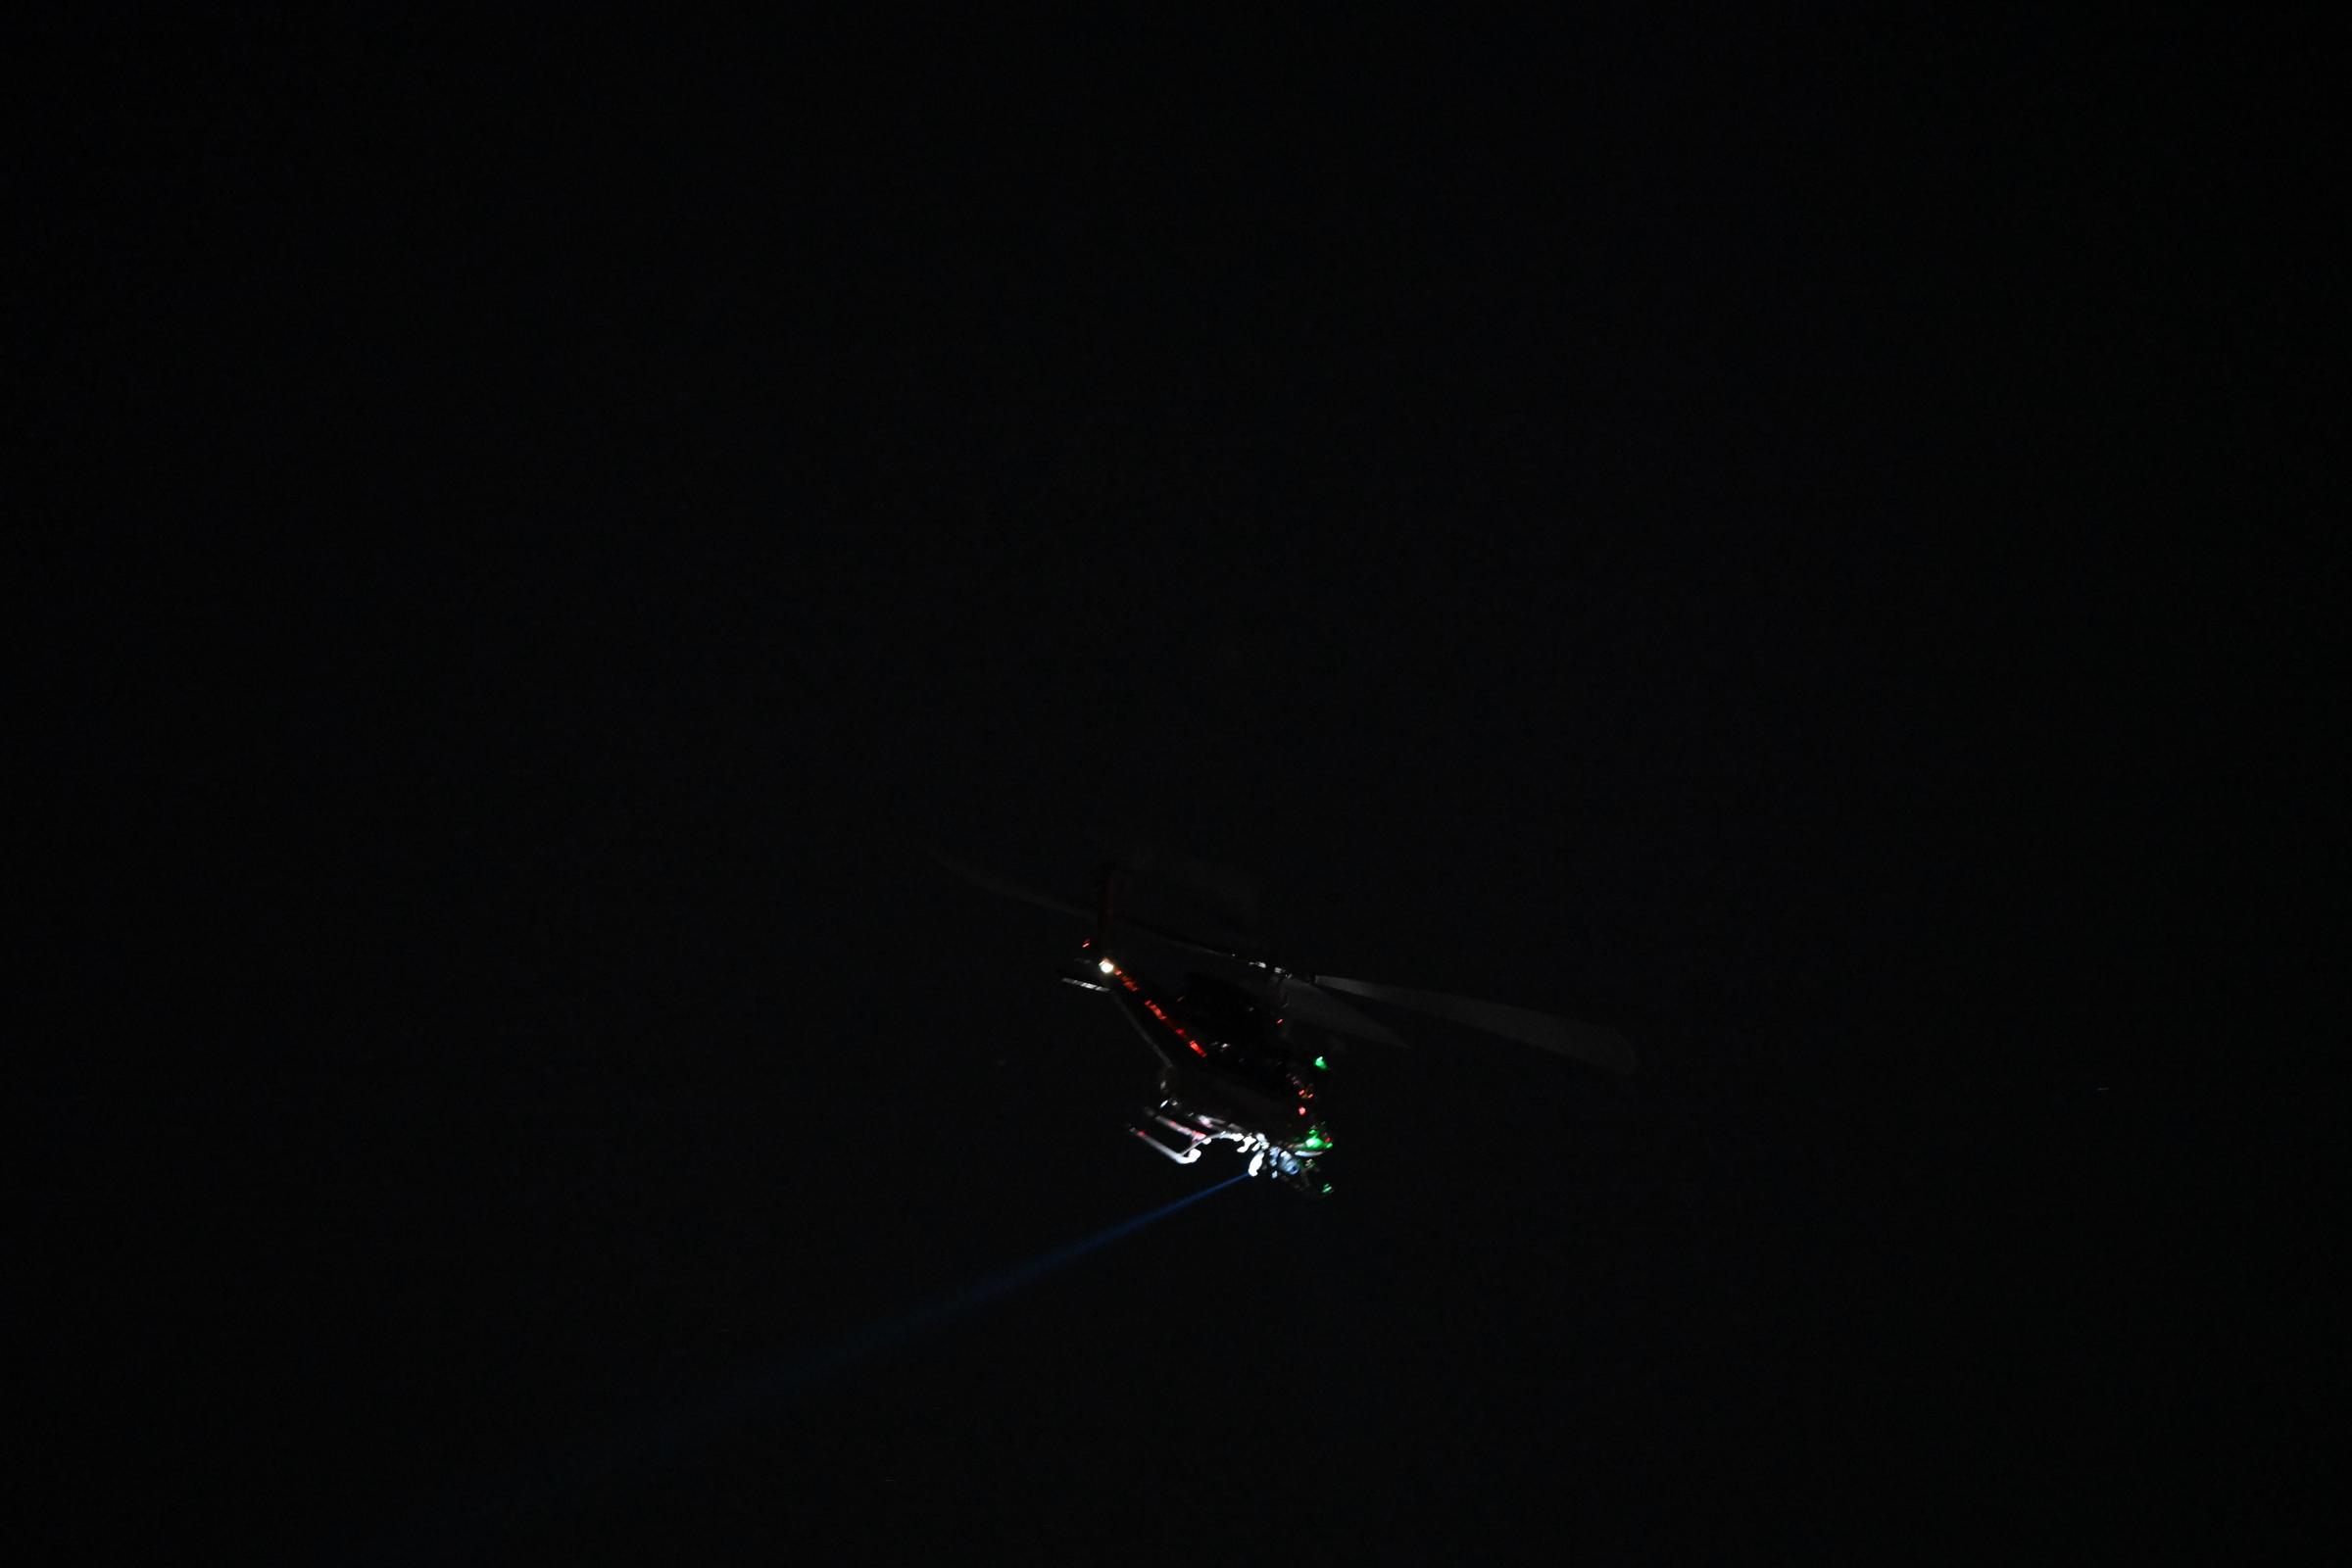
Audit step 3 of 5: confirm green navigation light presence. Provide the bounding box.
[1312,1055,1328,1070]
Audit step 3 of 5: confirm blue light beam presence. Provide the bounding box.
[734,1171,1250,1401]
[352,1173,1249,1563]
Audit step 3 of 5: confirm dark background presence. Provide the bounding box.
[21,12,2327,1562]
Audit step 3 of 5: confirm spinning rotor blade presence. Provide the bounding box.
[927,848,1246,962]
[1308,975,1637,1074]
[1120,919,1257,964]
[925,848,1095,922]
[1278,979,1412,1050]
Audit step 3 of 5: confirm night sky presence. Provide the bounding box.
[23,13,2323,1562]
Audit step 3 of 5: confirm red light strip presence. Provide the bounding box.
[1106,962,1209,1056]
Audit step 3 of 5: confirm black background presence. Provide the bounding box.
[20,12,2328,1561]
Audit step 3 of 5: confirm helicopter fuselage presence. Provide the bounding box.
[1075,948,1335,1183]
[934,843,1629,1197]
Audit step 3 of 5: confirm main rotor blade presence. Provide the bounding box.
[1279,980,1412,1050]
[1308,975,1637,1074]
[1119,919,1258,964]
[925,848,1096,922]
[926,848,1245,962]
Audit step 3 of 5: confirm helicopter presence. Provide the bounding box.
[931,840,1636,1195]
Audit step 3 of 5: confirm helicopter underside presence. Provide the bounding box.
[1131,1099,1327,1191]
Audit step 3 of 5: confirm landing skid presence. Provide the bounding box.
[1128,1103,1316,1183]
